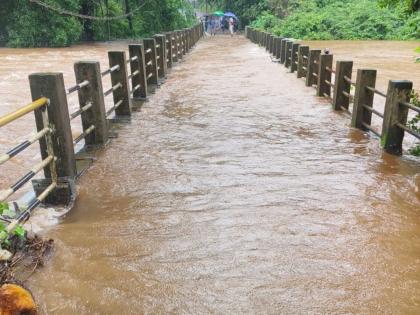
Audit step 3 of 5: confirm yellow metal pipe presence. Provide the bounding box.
[0,97,49,128]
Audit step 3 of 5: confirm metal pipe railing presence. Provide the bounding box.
[67,80,90,95]
[70,102,93,120]
[0,97,48,127]
[73,125,95,144]
[366,86,387,98]
[101,64,120,77]
[0,127,51,166]
[0,155,55,202]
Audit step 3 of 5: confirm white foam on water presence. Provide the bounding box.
[23,205,71,234]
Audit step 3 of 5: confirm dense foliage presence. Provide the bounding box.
[200,0,419,39]
[0,0,196,47]
[251,0,420,40]
[407,92,420,156]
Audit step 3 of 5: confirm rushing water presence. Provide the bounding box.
[0,36,420,314]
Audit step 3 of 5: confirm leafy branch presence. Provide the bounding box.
[0,202,26,249]
[407,91,420,156]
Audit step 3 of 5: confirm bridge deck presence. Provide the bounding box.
[30,35,420,314]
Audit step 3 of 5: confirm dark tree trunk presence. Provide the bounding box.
[125,0,133,33]
[80,0,95,41]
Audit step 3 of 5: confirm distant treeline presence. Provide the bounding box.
[201,0,419,40]
[0,0,196,47]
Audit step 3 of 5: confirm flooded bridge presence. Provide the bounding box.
[1,31,420,314]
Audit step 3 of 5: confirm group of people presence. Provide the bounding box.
[204,16,237,37]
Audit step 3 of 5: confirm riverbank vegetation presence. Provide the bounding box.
[0,0,196,47]
[203,0,419,40]
[408,92,420,156]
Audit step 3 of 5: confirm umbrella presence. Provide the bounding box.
[213,11,224,16]
[224,12,238,19]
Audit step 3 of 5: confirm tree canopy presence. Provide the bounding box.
[198,0,418,39]
[0,0,196,47]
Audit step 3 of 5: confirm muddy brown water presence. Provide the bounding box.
[0,36,419,314]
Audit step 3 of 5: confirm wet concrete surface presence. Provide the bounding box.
[0,35,419,314]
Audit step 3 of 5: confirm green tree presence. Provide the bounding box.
[378,0,420,13]
[0,0,196,47]
[251,0,420,40]
[0,0,82,47]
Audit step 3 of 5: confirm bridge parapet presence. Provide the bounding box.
[0,23,204,245]
[245,26,418,157]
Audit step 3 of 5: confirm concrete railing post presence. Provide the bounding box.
[351,69,377,129]
[272,36,277,55]
[143,38,159,89]
[179,30,184,58]
[128,44,148,100]
[280,39,287,64]
[178,30,183,58]
[74,61,108,146]
[176,31,183,59]
[154,34,167,80]
[191,27,196,46]
[285,41,293,68]
[381,80,413,155]
[297,46,309,79]
[182,30,187,55]
[266,34,270,52]
[108,51,131,116]
[275,37,283,60]
[164,32,173,69]
[306,50,321,87]
[178,30,183,59]
[171,32,179,63]
[183,29,188,53]
[332,61,353,111]
[29,73,76,204]
[189,28,193,49]
[291,43,300,73]
[185,29,190,51]
[317,54,333,97]
[184,29,188,52]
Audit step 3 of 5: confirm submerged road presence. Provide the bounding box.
[30,35,420,314]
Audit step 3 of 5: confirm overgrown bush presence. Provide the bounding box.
[251,0,420,40]
[1,0,82,47]
[407,92,420,156]
[0,0,196,47]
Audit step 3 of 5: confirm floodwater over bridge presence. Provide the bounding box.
[1,35,420,313]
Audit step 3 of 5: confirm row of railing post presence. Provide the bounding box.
[24,23,204,205]
[245,26,416,157]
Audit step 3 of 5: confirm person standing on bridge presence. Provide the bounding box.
[228,17,235,37]
[209,17,217,36]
